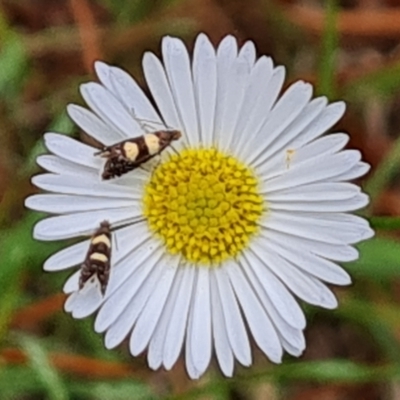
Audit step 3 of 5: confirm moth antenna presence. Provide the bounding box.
[94,147,110,158]
[114,231,119,252]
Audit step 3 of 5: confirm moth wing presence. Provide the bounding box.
[64,275,103,318]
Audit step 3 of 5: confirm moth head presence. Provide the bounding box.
[169,130,182,141]
[100,220,110,229]
[157,130,182,146]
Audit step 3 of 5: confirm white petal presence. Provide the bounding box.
[147,264,185,370]
[213,36,237,147]
[143,52,181,133]
[70,276,103,319]
[186,268,212,377]
[261,151,362,193]
[269,193,369,213]
[260,210,373,245]
[214,266,252,366]
[25,194,134,214]
[216,42,253,152]
[99,62,164,130]
[333,161,371,181]
[291,101,346,148]
[210,270,234,377]
[258,122,349,179]
[104,258,164,350]
[243,250,306,329]
[162,37,199,147]
[148,322,168,370]
[80,83,137,139]
[266,235,351,285]
[37,155,98,177]
[63,270,80,294]
[243,81,313,164]
[232,56,274,153]
[34,207,142,240]
[241,256,305,353]
[294,133,349,161]
[64,292,78,312]
[250,97,327,168]
[45,241,88,272]
[281,336,306,357]
[260,132,349,178]
[163,265,196,370]
[94,61,114,92]
[250,245,338,309]
[226,261,282,363]
[130,257,179,356]
[44,133,100,169]
[32,174,141,199]
[239,40,256,66]
[106,226,156,292]
[192,33,217,147]
[266,230,359,262]
[95,245,163,333]
[259,65,286,117]
[185,312,199,379]
[266,182,360,202]
[67,104,122,145]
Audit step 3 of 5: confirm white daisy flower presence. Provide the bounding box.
[25,33,373,379]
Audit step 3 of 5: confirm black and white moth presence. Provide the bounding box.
[79,221,112,295]
[97,130,181,180]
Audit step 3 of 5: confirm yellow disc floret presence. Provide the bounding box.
[143,148,265,265]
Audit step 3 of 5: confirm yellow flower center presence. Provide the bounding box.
[143,148,264,265]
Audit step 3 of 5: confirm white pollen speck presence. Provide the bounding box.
[286,149,296,169]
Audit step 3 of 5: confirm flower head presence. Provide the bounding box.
[26,33,373,379]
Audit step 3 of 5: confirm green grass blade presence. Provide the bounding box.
[350,236,400,281]
[19,335,69,400]
[344,63,400,99]
[317,0,338,98]
[364,134,400,207]
[369,216,400,230]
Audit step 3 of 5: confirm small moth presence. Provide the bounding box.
[79,220,112,295]
[97,130,182,180]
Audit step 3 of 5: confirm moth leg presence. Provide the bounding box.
[169,144,179,155]
[152,157,162,174]
[130,108,152,133]
[130,107,171,132]
[152,155,162,170]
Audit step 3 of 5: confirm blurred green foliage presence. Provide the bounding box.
[317,0,338,99]
[1,0,400,399]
